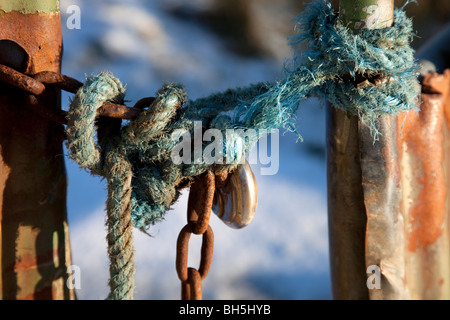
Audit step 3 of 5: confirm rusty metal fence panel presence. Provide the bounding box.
[328,33,450,299]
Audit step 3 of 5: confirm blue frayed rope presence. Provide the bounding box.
[66,0,419,300]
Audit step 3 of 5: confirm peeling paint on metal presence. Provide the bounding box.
[0,0,59,14]
[401,99,446,252]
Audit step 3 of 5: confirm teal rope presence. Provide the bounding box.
[104,150,134,300]
[66,1,419,299]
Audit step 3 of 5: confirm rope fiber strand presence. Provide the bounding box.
[65,0,419,299]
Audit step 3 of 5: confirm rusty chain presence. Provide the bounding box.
[0,63,153,125]
[0,63,229,301]
[176,170,216,300]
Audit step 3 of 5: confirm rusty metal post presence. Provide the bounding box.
[399,69,450,300]
[398,27,450,299]
[328,0,450,300]
[327,0,399,300]
[0,1,74,299]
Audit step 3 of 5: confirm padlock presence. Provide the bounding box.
[212,161,258,229]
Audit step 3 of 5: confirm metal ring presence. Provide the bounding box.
[186,268,202,300]
[176,222,214,282]
[0,64,45,95]
[187,170,215,235]
[33,71,83,94]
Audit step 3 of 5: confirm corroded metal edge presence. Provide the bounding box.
[0,9,74,300]
[360,116,408,300]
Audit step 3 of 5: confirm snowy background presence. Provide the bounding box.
[59,0,332,300]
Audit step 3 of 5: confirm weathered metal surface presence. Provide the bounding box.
[399,69,450,299]
[176,222,214,282]
[354,2,406,298]
[0,64,45,95]
[25,94,67,125]
[0,0,59,14]
[0,7,74,299]
[184,268,202,300]
[176,222,214,301]
[212,161,258,229]
[177,171,217,300]
[327,0,395,300]
[0,65,149,124]
[328,0,450,298]
[97,103,144,122]
[187,171,215,235]
[326,109,369,300]
[0,11,62,75]
[33,71,83,94]
[360,25,450,299]
[359,116,409,300]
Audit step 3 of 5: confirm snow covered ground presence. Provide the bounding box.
[60,0,331,300]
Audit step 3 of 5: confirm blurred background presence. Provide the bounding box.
[59,0,450,299]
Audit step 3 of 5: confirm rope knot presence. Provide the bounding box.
[284,1,420,137]
[65,0,420,300]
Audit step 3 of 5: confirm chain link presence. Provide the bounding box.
[0,63,228,301]
[176,170,216,300]
[0,63,151,126]
[183,268,202,300]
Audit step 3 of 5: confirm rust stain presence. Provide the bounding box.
[402,97,446,251]
[400,70,450,252]
[4,248,59,273]
[422,71,450,96]
[0,11,62,73]
[360,114,409,300]
[0,10,73,300]
[438,70,450,126]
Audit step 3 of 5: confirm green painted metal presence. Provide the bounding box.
[0,0,59,14]
[339,0,394,31]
